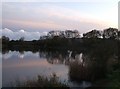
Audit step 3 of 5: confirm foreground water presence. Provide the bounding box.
[2,51,91,88]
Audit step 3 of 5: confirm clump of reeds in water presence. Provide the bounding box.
[69,60,106,82]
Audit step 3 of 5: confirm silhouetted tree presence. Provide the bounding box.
[47,30,80,39]
[39,36,49,40]
[83,29,101,38]
[47,31,61,38]
[103,28,118,39]
[19,37,25,42]
[118,31,120,40]
[2,36,10,42]
[65,30,80,38]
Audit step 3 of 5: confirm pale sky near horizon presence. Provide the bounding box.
[1,0,119,40]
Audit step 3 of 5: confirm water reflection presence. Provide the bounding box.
[69,51,118,82]
[2,50,118,88]
[3,51,70,87]
[45,51,81,65]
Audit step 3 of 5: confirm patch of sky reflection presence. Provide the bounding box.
[2,51,69,87]
[2,51,40,60]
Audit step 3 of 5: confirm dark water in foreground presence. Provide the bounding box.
[2,51,92,88]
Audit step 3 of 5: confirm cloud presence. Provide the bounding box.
[3,19,68,30]
[3,2,115,33]
[2,2,117,36]
[1,28,48,40]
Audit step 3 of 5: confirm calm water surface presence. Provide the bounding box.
[2,51,91,88]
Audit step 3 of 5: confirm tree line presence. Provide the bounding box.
[1,27,119,41]
[1,27,120,52]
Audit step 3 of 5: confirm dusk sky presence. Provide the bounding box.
[1,0,119,40]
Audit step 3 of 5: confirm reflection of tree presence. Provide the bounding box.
[43,51,86,65]
[19,50,24,54]
[69,46,118,82]
[46,51,68,64]
[40,51,77,65]
[19,51,24,59]
[2,50,9,54]
[39,51,48,58]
